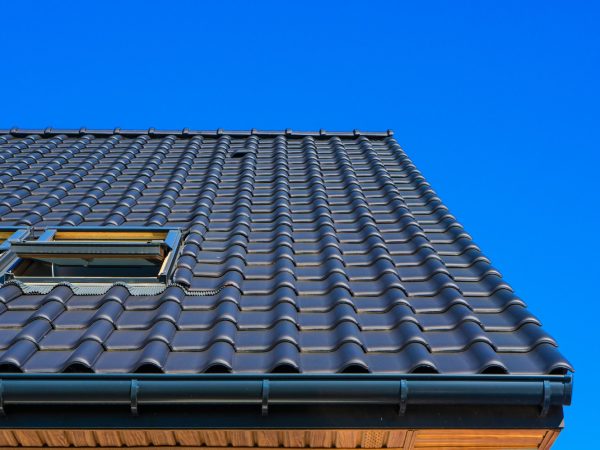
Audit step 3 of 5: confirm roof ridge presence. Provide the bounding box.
[0,128,395,138]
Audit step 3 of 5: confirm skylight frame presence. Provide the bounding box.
[0,227,31,281]
[3,227,182,285]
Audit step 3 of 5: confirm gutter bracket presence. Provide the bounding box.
[540,380,551,417]
[261,379,269,416]
[130,379,139,416]
[399,379,408,415]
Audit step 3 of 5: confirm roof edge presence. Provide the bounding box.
[0,128,395,138]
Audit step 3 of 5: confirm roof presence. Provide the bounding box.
[0,129,572,375]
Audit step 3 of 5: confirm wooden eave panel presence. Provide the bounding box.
[0,429,561,449]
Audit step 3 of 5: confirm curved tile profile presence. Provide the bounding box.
[300,321,365,352]
[502,343,573,374]
[0,284,23,304]
[234,341,302,373]
[24,340,105,373]
[301,342,369,373]
[0,131,572,374]
[367,342,439,374]
[40,320,114,350]
[172,320,238,351]
[164,342,235,373]
[0,339,38,372]
[106,321,177,350]
[432,342,508,374]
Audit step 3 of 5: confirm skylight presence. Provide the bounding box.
[4,227,181,284]
[0,227,30,279]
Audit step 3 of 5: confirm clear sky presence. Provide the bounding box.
[1,1,598,447]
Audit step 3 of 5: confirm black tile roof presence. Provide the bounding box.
[0,129,572,375]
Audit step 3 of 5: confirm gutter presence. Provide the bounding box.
[0,373,572,418]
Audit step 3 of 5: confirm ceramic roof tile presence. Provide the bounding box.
[0,129,572,375]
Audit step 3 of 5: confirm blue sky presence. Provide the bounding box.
[0,1,598,447]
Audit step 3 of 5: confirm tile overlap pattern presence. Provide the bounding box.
[0,132,572,374]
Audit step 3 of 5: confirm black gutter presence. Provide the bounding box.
[0,374,572,417]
